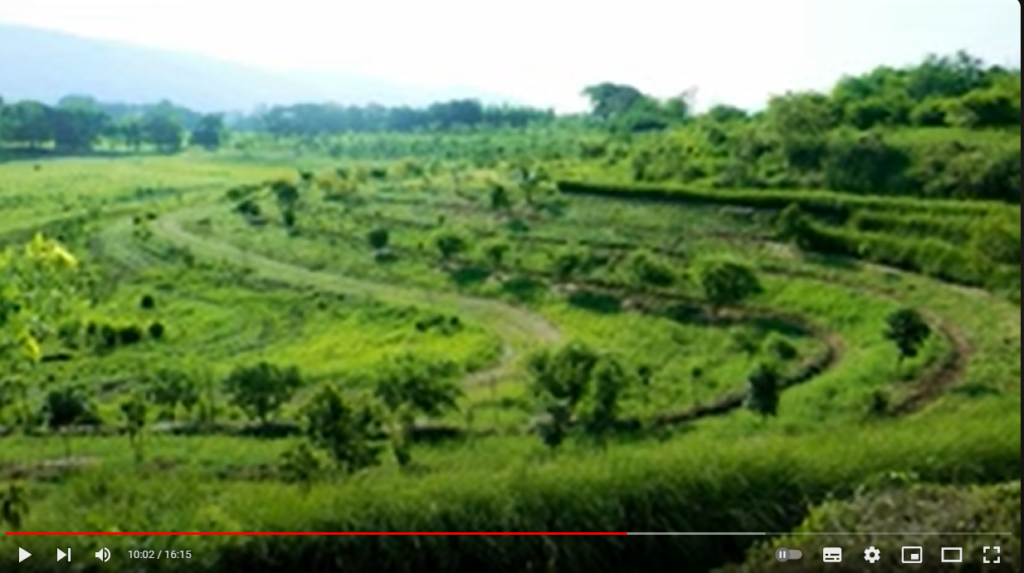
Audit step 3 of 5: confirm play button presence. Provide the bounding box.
[19,547,31,562]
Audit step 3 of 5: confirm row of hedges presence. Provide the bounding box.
[555,180,1007,220]
[6,406,1018,572]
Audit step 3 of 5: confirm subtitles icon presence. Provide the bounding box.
[95,548,112,563]
[823,547,842,562]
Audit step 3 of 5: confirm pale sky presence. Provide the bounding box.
[1,0,1020,111]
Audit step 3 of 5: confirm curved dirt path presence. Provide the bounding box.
[147,206,562,387]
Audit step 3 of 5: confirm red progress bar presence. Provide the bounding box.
[7,532,627,536]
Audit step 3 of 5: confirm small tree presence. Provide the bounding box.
[120,392,148,463]
[1,483,29,531]
[373,355,462,467]
[146,369,199,421]
[579,357,630,441]
[481,239,511,270]
[223,362,302,425]
[433,230,469,262]
[625,249,676,290]
[302,384,385,474]
[697,259,763,314]
[550,245,590,283]
[278,442,325,487]
[367,227,390,252]
[884,309,932,365]
[42,384,93,459]
[745,363,780,419]
[489,184,513,212]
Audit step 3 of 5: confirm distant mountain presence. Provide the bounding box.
[0,25,511,112]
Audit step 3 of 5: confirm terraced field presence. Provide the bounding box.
[0,155,1019,572]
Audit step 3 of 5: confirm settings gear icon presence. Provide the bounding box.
[864,546,882,563]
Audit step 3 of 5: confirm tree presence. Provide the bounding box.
[625,249,676,290]
[697,259,763,313]
[579,357,629,440]
[582,83,647,121]
[433,230,469,262]
[120,392,148,463]
[745,363,780,419]
[373,354,462,466]
[302,384,385,474]
[141,108,185,153]
[481,239,511,270]
[884,309,932,365]
[3,101,53,148]
[52,98,110,152]
[145,369,199,421]
[190,113,227,150]
[529,343,631,448]
[223,362,302,424]
[776,204,815,248]
[550,244,591,283]
[489,184,512,211]
[42,384,94,459]
[1,483,29,531]
[367,227,390,252]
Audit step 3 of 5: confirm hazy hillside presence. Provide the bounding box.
[0,25,507,111]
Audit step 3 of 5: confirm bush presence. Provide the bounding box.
[148,322,166,340]
[140,294,156,310]
[625,249,676,289]
[764,336,799,361]
[224,363,303,424]
[433,230,469,261]
[367,228,390,252]
[823,131,910,195]
[696,259,763,311]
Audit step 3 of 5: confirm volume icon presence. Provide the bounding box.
[95,548,111,562]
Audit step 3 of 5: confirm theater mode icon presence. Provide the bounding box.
[941,547,963,563]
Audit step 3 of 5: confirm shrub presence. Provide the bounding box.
[140,294,156,310]
[148,322,165,341]
[696,259,763,312]
[224,363,303,424]
[367,228,390,252]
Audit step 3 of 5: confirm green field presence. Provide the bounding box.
[0,142,1019,571]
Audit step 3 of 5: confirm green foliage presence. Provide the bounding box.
[278,442,326,485]
[489,184,512,211]
[141,108,185,153]
[624,249,676,289]
[146,369,200,421]
[550,244,592,282]
[223,362,303,424]
[367,227,390,252]
[884,309,933,364]
[190,113,227,151]
[0,483,29,531]
[745,363,780,419]
[481,238,511,269]
[120,392,148,462]
[301,384,385,474]
[696,259,763,311]
[822,131,910,194]
[432,229,469,261]
[373,354,462,421]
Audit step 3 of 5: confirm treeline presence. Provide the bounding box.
[578,52,1021,202]
[0,96,226,153]
[240,100,559,136]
